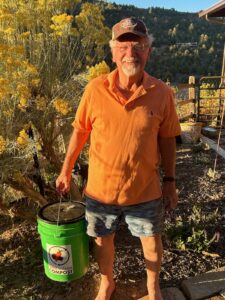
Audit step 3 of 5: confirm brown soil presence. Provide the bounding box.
[0,144,225,300]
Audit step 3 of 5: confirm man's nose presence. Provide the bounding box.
[125,45,136,56]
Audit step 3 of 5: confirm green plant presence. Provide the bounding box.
[186,228,217,252]
[193,153,211,165]
[165,205,219,252]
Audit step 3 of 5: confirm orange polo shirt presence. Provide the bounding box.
[72,69,181,206]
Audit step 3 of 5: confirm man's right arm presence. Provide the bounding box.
[56,128,90,193]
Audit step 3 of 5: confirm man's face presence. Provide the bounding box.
[111,35,151,78]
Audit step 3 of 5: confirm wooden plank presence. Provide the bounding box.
[176,83,195,89]
[201,135,225,159]
[179,114,193,121]
[176,99,195,106]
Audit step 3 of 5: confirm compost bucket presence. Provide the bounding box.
[37,201,89,282]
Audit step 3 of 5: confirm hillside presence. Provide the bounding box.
[97,1,225,83]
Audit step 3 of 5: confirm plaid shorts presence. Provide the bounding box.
[85,196,164,237]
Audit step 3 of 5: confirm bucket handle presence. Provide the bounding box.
[56,194,64,226]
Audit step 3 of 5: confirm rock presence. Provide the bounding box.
[161,287,186,300]
[181,270,225,300]
[138,288,186,300]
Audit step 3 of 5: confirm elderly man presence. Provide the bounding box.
[56,17,181,300]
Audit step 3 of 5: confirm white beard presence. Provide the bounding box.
[122,57,140,77]
[121,60,141,77]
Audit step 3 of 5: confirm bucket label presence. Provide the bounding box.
[47,244,73,275]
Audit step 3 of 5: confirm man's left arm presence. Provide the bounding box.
[158,136,178,210]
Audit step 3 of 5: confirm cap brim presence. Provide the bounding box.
[113,30,147,40]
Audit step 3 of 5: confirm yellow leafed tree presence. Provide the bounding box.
[0,0,111,215]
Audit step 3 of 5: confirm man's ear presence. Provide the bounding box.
[112,50,116,63]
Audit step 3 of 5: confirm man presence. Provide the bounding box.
[56,17,181,300]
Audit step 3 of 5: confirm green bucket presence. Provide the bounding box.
[37,201,89,282]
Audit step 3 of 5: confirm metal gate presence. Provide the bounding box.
[197,76,225,127]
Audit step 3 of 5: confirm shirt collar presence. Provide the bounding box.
[142,71,156,90]
[103,69,118,92]
[104,69,156,92]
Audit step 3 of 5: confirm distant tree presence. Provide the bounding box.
[200,34,209,44]
[188,23,194,33]
[208,46,215,54]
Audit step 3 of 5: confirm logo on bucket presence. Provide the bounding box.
[47,244,73,275]
[49,246,70,265]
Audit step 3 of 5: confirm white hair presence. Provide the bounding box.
[109,34,154,49]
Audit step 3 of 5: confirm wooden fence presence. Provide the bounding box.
[170,76,196,121]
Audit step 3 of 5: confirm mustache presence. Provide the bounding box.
[122,58,139,63]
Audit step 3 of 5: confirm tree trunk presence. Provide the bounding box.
[6,176,47,207]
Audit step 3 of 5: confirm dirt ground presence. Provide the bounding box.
[0,143,225,300]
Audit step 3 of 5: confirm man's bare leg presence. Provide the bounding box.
[140,235,163,300]
[94,234,116,300]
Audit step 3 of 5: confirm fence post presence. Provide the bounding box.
[189,76,195,100]
[221,42,225,85]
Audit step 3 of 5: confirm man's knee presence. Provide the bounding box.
[140,235,163,258]
[94,234,115,247]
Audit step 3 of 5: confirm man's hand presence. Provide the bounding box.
[56,173,71,194]
[162,181,178,211]
[55,128,90,195]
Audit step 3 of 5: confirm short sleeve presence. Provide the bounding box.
[72,86,92,133]
[159,88,181,137]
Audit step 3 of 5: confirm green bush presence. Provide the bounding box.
[165,205,219,252]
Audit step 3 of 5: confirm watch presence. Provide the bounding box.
[163,176,175,182]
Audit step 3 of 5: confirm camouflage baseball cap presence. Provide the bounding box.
[112,17,148,40]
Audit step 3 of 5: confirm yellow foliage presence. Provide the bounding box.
[16,82,31,111]
[86,61,110,81]
[75,3,111,47]
[6,57,14,65]
[22,61,38,75]
[16,129,29,147]
[9,45,24,55]
[53,98,71,115]
[3,109,14,118]
[18,97,28,111]
[16,83,31,97]
[20,31,30,38]
[0,78,10,86]
[4,27,16,34]
[0,10,13,21]
[69,27,79,37]
[50,13,73,37]
[55,31,63,37]
[51,14,73,25]
[0,0,109,181]
[36,95,47,111]
[0,78,10,100]
[0,136,6,154]
[35,33,44,39]
[31,78,40,87]
[0,44,9,52]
